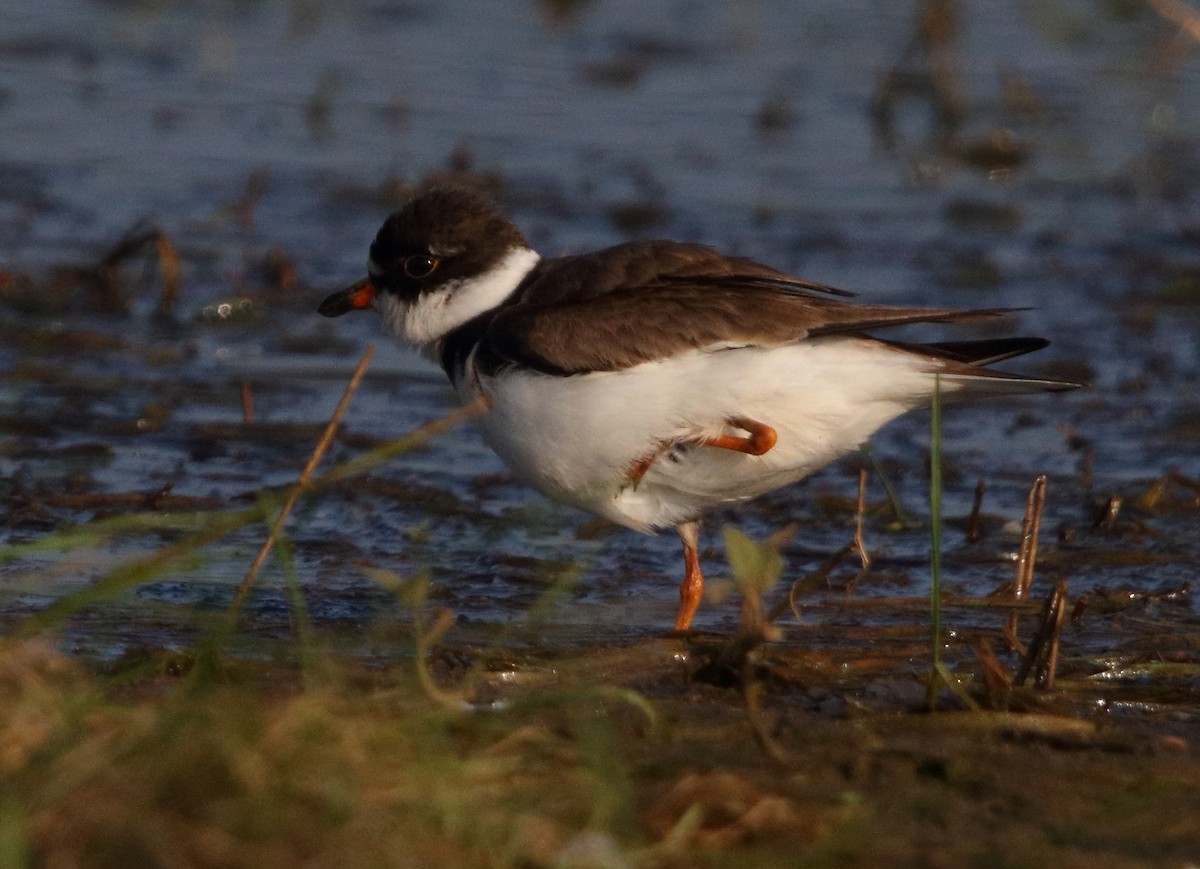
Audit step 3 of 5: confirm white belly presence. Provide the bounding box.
[460,338,946,533]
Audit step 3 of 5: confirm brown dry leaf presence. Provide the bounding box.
[0,639,86,774]
[646,771,803,849]
[507,812,568,865]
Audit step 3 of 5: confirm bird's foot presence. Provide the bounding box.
[698,416,777,456]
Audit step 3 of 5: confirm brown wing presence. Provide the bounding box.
[479,251,1016,375]
[510,241,853,306]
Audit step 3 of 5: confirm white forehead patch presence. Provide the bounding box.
[367,257,384,279]
[378,246,540,346]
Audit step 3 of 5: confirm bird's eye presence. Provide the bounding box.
[403,254,439,279]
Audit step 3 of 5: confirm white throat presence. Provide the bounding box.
[379,247,540,346]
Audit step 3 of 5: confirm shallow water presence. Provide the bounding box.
[1,1,1198,670]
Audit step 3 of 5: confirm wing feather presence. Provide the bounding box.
[478,282,1015,375]
[464,240,1028,376]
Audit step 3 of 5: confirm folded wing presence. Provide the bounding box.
[478,245,1019,376]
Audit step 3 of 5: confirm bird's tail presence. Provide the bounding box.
[884,336,1084,397]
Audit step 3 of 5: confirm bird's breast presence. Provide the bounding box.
[457,340,936,531]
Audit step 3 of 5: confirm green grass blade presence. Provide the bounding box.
[860,443,915,529]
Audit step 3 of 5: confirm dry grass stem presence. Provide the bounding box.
[1013,475,1047,600]
[965,479,985,543]
[1015,580,1070,689]
[854,468,871,571]
[743,677,788,764]
[1134,471,1200,510]
[970,639,1012,708]
[154,230,181,315]
[1005,475,1047,650]
[414,608,465,710]
[1037,584,1069,689]
[1093,494,1122,530]
[241,380,255,424]
[1148,0,1200,42]
[773,542,854,623]
[320,394,492,484]
[231,345,375,616]
[1081,448,1095,489]
[844,469,872,597]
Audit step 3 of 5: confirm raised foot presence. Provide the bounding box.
[626,417,776,488]
[700,416,777,456]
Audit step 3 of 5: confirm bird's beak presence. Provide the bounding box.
[318,278,376,317]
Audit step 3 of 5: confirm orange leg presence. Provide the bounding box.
[673,521,703,631]
[631,418,775,487]
[700,416,777,456]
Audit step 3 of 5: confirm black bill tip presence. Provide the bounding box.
[318,278,376,317]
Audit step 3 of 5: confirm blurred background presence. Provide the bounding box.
[2,0,1199,646]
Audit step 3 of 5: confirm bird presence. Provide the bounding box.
[319,186,1078,632]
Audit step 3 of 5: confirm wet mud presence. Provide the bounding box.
[2,1,1199,865]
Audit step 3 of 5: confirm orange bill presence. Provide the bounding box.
[318,278,376,317]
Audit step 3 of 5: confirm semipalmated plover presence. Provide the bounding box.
[320,187,1077,631]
